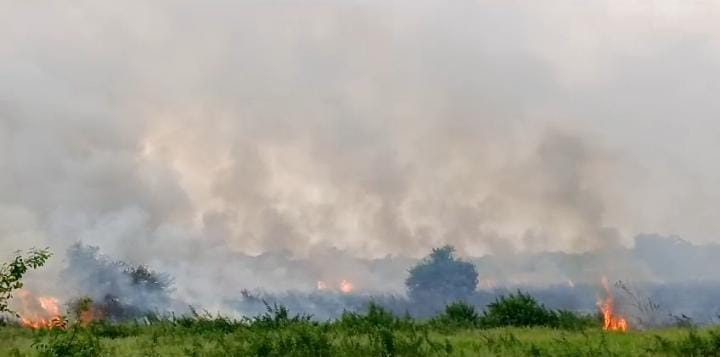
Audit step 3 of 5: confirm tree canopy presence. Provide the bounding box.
[405,245,478,304]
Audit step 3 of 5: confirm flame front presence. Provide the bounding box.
[598,277,628,332]
[16,290,65,329]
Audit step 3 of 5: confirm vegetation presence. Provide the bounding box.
[3,245,718,356]
[406,245,478,304]
[480,291,598,329]
[61,243,173,321]
[1,304,720,356]
[0,248,52,315]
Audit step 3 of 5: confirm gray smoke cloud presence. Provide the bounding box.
[2,0,720,310]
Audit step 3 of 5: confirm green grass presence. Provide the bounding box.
[2,313,720,356]
[2,324,720,356]
[0,297,709,356]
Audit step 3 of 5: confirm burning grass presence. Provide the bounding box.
[15,290,65,330]
[598,277,629,332]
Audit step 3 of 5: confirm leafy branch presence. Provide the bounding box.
[0,248,52,316]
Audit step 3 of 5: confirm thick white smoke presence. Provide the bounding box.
[2,0,720,309]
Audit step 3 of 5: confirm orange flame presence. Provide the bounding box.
[339,280,354,294]
[16,290,66,329]
[316,279,354,294]
[78,305,104,326]
[598,277,628,332]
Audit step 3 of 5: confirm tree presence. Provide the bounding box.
[0,248,52,315]
[405,245,478,304]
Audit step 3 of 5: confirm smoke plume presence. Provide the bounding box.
[2,0,720,312]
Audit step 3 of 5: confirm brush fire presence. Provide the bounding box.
[13,290,106,329]
[598,277,629,332]
[15,290,66,330]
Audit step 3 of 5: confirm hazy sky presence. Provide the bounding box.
[2,0,720,262]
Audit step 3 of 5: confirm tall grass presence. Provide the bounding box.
[2,295,715,356]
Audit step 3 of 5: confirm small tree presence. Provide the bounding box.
[405,245,478,304]
[0,248,52,315]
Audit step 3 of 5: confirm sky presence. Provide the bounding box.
[2,0,720,268]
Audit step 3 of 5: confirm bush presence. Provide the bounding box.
[338,302,412,333]
[172,306,241,334]
[86,320,142,339]
[555,309,600,330]
[33,327,106,357]
[432,301,480,329]
[480,291,559,328]
[245,302,315,330]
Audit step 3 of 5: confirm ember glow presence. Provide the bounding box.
[16,290,65,330]
[315,279,354,293]
[339,280,354,294]
[77,303,105,326]
[598,277,628,332]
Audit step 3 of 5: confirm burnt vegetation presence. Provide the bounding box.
[60,243,173,321]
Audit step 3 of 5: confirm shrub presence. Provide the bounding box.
[480,291,559,328]
[173,306,240,334]
[87,320,142,339]
[33,327,105,357]
[245,302,314,330]
[432,301,480,329]
[555,309,600,330]
[337,302,412,333]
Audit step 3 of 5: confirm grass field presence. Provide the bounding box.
[2,304,719,357]
[1,324,718,356]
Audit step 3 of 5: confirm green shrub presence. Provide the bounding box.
[173,307,240,334]
[480,291,559,328]
[555,309,600,330]
[245,302,315,330]
[431,301,480,329]
[337,302,413,333]
[87,320,142,339]
[33,327,105,357]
